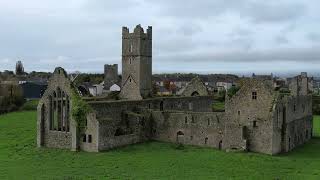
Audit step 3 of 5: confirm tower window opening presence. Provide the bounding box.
[130,43,133,52]
[252,91,257,100]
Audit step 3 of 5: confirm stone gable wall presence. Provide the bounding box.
[182,77,208,96]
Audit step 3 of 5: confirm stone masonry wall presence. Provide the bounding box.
[225,79,275,154]
[151,111,225,149]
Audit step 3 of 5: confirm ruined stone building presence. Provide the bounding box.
[37,25,313,155]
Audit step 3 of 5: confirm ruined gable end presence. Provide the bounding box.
[180,77,208,96]
[37,67,78,151]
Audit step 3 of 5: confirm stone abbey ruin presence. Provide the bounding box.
[37,25,313,155]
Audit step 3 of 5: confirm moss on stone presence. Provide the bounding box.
[71,87,92,128]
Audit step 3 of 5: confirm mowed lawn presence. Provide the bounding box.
[1,112,320,180]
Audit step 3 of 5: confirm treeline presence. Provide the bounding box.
[313,95,320,115]
[0,84,25,114]
[153,73,239,82]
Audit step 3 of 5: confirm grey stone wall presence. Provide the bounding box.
[79,113,99,152]
[272,94,313,154]
[225,79,274,154]
[151,111,225,149]
[96,111,149,151]
[88,96,215,119]
[289,72,309,96]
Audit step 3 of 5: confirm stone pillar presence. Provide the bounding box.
[37,104,45,147]
[56,96,59,131]
[66,96,69,132]
[70,118,79,151]
[60,93,64,131]
[36,105,42,147]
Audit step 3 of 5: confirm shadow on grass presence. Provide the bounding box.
[279,137,320,158]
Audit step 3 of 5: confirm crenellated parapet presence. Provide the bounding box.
[122,24,152,40]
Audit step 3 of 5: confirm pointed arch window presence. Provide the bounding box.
[129,43,133,52]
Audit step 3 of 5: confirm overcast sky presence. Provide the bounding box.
[0,0,319,76]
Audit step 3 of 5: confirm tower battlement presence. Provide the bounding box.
[122,25,152,39]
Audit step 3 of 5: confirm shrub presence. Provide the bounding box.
[71,89,92,128]
[20,100,39,111]
[227,86,240,98]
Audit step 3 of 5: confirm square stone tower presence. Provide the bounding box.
[104,64,119,90]
[120,24,152,100]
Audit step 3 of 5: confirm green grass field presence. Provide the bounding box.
[1,112,320,180]
[212,102,225,111]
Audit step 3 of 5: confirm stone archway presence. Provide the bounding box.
[176,131,184,143]
[191,91,200,96]
[39,104,46,146]
[219,140,223,150]
[160,101,164,111]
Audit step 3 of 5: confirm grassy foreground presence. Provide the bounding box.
[0,112,320,180]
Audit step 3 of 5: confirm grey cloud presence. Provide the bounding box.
[306,32,320,42]
[150,0,306,23]
[240,2,306,23]
[275,35,289,44]
[156,47,320,63]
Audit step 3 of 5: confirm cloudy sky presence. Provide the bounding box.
[0,0,319,76]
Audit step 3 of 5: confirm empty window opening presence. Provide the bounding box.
[148,104,151,109]
[191,116,195,123]
[160,101,164,111]
[115,128,126,136]
[140,117,145,126]
[219,140,223,150]
[253,121,257,127]
[205,137,208,145]
[130,43,133,52]
[185,117,188,124]
[294,104,296,112]
[252,91,257,100]
[190,136,193,140]
[88,135,92,143]
[238,111,241,115]
[176,131,184,143]
[288,137,291,150]
[242,126,248,139]
[191,91,200,96]
[306,130,309,139]
[207,119,210,126]
[82,134,86,142]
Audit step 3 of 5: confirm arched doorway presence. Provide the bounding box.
[219,140,223,150]
[160,101,164,111]
[176,131,184,143]
[39,104,45,146]
[115,128,126,136]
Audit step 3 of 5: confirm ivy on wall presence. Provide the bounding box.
[71,87,92,128]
